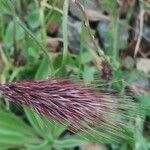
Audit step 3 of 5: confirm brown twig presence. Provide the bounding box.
[72,0,109,64]
[134,7,145,58]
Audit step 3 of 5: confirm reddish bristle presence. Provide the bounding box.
[0,79,137,142]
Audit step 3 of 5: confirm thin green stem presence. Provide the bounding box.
[16,18,54,73]
[61,0,69,67]
[40,0,47,46]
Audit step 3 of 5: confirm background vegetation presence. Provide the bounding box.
[0,0,150,149]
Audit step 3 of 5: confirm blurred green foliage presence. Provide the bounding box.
[0,0,150,150]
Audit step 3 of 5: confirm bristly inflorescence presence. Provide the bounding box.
[0,79,138,142]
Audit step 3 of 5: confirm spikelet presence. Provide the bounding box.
[0,79,138,143]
